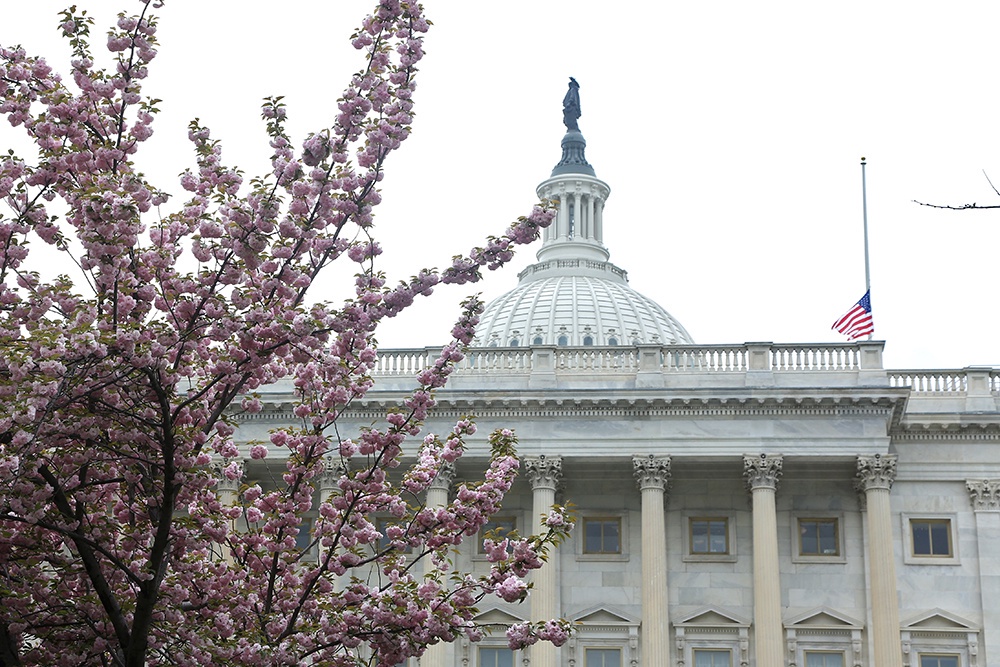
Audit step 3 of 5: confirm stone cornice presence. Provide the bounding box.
[236,393,905,424]
[892,421,1000,442]
[743,454,783,491]
[633,455,671,491]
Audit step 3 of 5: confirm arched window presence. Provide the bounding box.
[509,339,519,347]
[583,335,594,346]
[533,336,544,345]
[608,337,619,346]
[557,335,568,346]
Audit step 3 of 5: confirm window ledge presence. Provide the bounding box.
[683,553,737,563]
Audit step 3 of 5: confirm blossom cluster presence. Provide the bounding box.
[0,1,559,666]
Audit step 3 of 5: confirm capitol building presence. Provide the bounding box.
[247,101,1000,667]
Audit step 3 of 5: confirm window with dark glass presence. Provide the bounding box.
[690,518,728,554]
[583,518,621,554]
[805,651,844,667]
[798,518,839,556]
[480,647,514,667]
[920,655,959,667]
[911,519,952,557]
[693,649,731,667]
[585,648,621,667]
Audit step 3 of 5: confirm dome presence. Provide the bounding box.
[473,78,693,349]
[474,264,693,348]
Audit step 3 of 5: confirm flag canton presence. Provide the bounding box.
[857,291,872,312]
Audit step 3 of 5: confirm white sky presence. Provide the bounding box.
[4,1,999,370]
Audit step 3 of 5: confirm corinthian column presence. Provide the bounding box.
[524,456,563,667]
[744,454,784,667]
[422,462,456,667]
[633,455,672,667]
[856,454,902,667]
[967,480,1000,667]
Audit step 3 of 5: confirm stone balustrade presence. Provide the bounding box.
[368,342,1000,396]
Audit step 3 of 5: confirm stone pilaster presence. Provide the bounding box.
[421,462,456,667]
[744,454,784,667]
[633,455,671,667]
[316,457,348,499]
[213,460,245,505]
[524,456,563,667]
[968,480,1000,667]
[856,454,902,667]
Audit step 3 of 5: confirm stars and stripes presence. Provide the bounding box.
[832,290,874,340]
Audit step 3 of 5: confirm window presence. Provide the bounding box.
[607,337,618,346]
[533,336,544,345]
[805,651,844,667]
[478,516,516,554]
[557,335,569,346]
[799,518,839,556]
[693,649,731,667]
[690,518,728,555]
[920,655,959,667]
[911,519,952,557]
[585,648,621,667]
[583,335,594,346]
[509,338,519,347]
[479,647,514,667]
[583,518,621,554]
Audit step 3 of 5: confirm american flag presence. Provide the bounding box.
[832,291,874,340]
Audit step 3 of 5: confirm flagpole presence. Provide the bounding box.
[860,157,872,340]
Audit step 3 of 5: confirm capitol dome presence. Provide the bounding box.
[474,82,692,348]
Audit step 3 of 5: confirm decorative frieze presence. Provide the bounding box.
[743,454,783,491]
[855,454,897,492]
[524,455,563,491]
[632,454,671,491]
[966,479,1000,512]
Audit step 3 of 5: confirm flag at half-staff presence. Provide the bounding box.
[832,290,874,340]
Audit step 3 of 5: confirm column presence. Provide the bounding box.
[856,454,902,667]
[967,480,1000,667]
[633,455,672,667]
[422,462,456,667]
[572,192,582,238]
[524,456,563,667]
[744,454,784,667]
[214,460,245,561]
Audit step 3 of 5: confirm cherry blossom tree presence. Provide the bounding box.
[0,2,571,665]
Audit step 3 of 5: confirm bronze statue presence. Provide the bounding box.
[562,77,581,131]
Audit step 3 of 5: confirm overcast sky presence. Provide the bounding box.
[4,1,999,370]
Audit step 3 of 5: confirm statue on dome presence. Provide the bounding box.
[562,77,581,131]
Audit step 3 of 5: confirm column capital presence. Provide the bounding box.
[316,457,348,491]
[213,460,246,493]
[966,479,1000,512]
[428,461,456,493]
[524,455,562,491]
[743,454,783,491]
[855,454,897,492]
[633,454,671,491]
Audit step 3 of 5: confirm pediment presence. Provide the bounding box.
[902,608,977,631]
[674,606,750,628]
[571,605,639,625]
[473,607,526,625]
[785,606,863,629]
